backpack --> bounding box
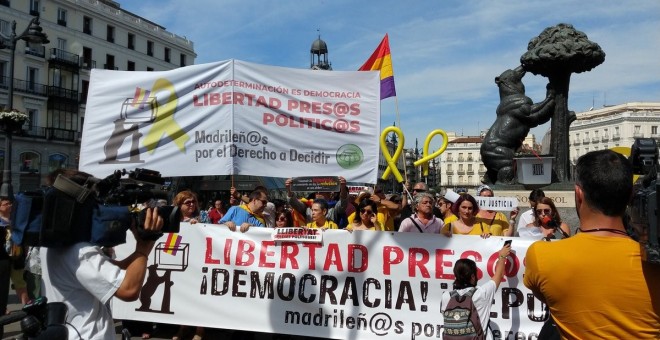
[442,287,485,340]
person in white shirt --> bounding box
[516,189,544,238]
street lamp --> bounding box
[0,15,49,199]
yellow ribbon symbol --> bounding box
[413,129,448,177]
[380,126,405,182]
[143,78,189,153]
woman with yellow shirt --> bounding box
[441,194,491,238]
[347,199,384,231]
[474,185,518,236]
[306,199,338,229]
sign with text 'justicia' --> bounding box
[79,60,380,183]
[113,227,546,339]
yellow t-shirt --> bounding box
[442,220,491,235]
[524,233,660,339]
[348,206,392,231]
[306,220,338,229]
[346,223,383,231]
[443,214,458,226]
[476,211,509,236]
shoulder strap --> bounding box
[408,216,424,233]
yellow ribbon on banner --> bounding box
[380,126,405,182]
[413,129,448,177]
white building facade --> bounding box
[0,0,195,190]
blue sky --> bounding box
[121,0,659,150]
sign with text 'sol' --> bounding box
[80,60,380,183]
[113,227,548,340]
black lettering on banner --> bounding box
[395,280,415,310]
[340,276,359,306]
[501,287,524,319]
[232,269,248,297]
[250,271,275,299]
[320,275,339,304]
[299,274,317,303]
[277,273,296,301]
[212,268,229,295]
[526,293,550,322]
[363,278,380,308]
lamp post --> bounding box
[0,15,49,199]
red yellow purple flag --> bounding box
[358,34,396,100]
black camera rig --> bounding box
[628,138,660,264]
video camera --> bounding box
[627,138,660,265]
[11,168,181,248]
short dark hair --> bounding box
[575,150,632,216]
[312,198,329,212]
[528,189,545,203]
[453,258,477,290]
[451,193,479,216]
[249,190,267,202]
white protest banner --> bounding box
[475,196,519,212]
[113,226,549,340]
[80,60,380,183]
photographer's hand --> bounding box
[115,207,163,302]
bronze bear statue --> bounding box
[480,66,555,184]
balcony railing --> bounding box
[57,19,67,27]
[457,157,465,162]
[18,125,78,142]
[601,135,609,142]
[457,170,466,175]
[81,60,97,70]
[104,64,119,70]
[48,86,79,102]
[582,138,590,144]
[591,137,599,143]
[49,48,80,67]
[0,76,47,96]
[612,133,620,140]
[573,139,581,145]
[633,132,644,138]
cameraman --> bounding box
[524,150,660,338]
[40,170,164,340]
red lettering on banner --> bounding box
[303,243,322,270]
[280,242,300,269]
[409,248,431,278]
[323,243,343,271]
[435,249,456,280]
[383,246,404,275]
[347,244,368,273]
[235,240,256,266]
[486,252,520,282]
[258,240,276,268]
[205,237,220,264]
[224,238,233,264]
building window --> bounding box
[20,152,40,173]
[128,33,135,50]
[147,67,154,72]
[0,19,9,36]
[29,0,40,16]
[81,80,89,103]
[147,40,154,56]
[106,25,115,43]
[164,47,171,63]
[48,154,68,172]
[0,60,6,87]
[57,8,67,26]
[105,54,115,70]
[83,16,92,35]
[127,60,135,71]
[652,126,658,135]
[180,53,186,67]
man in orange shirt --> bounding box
[524,150,660,339]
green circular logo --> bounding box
[336,144,364,169]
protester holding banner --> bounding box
[285,177,348,225]
[207,199,226,224]
[516,189,545,237]
[475,185,518,236]
[275,210,294,228]
[528,197,570,240]
[398,193,444,234]
[524,150,660,339]
[306,199,339,230]
[347,199,383,231]
[174,190,201,225]
[442,194,491,237]
[220,189,269,232]
[370,187,400,231]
